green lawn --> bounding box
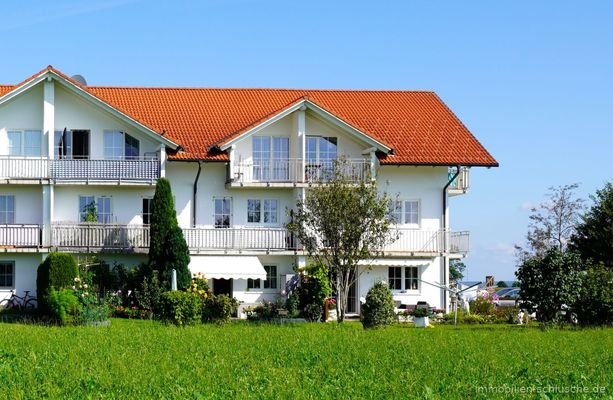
[0,320,611,399]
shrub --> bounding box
[72,276,109,324]
[158,291,201,326]
[249,301,278,322]
[46,288,80,325]
[286,292,300,317]
[412,307,430,318]
[37,253,79,307]
[304,303,323,322]
[297,263,331,312]
[575,264,613,326]
[360,282,395,329]
[470,295,495,316]
[136,272,164,317]
[202,294,238,324]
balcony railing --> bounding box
[385,229,469,254]
[10,224,469,255]
[0,157,160,183]
[183,227,296,252]
[51,224,150,251]
[230,158,370,185]
[0,224,42,247]
[448,167,470,192]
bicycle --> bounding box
[0,290,38,310]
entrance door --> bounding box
[212,278,233,297]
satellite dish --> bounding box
[71,74,87,86]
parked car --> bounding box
[495,287,517,298]
[494,288,520,307]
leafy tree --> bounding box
[449,259,466,284]
[147,178,191,290]
[496,281,508,288]
[287,160,396,322]
[574,264,613,326]
[516,184,584,259]
[511,281,520,287]
[515,249,583,322]
[570,182,613,268]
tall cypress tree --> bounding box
[148,177,191,289]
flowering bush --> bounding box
[327,298,337,310]
[72,276,109,324]
[186,273,210,302]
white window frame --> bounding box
[246,198,279,226]
[0,195,15,225]
[247,265,278,291]
[252,136,289,181]
[142,197,153,225]
[104,130,140,160]
[79,195,113,224]
[389,199,420,228]
[213,197,232,228]
[388,266,420,293]
[0,261,15,290]
[7,130,41,157]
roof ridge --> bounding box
[88,86,436,93]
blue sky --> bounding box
[2,0,612,280]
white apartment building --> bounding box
[0,67,497,313]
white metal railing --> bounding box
[448,167,470,191]
[385,229,469,254]
[51,224,150,250]
[183,227,297,251]
[0,224,41,247]
[0,157,160,182]
[51,159,160,182]
[231,158,370,184]
[0,157,49,179]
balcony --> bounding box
[183,227,297,252]
[447,167,470,196]
[385,229,469,255]
[228,158,370,187]
[0,157,160,184]
[51,224,150,252]
[0,224,42,248]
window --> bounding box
[388,266,420,291]
[389,200,420,226]
[306,136,338,180]
[0,261,14,289]
[214,198,232,228]
[142,198,153,225]
[252,136,289,181]
[0,195,15,224]
[247,199,278,225]
[79,196,113,223]
[8,130,41,156]
[247,265,277,290]
[104,131,140,160]
[388,267,402,290]
[263,265,277,289]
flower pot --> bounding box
[414,316,430,328]
[327,309,338,321]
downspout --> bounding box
[442,165,461,311]
[192,161,203,228]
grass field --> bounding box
[0,320,610,399]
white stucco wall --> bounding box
[0,85,45,156]
[0,185,43,224]
[0,253,45,299]
[53,186,155,224]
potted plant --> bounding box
[412,307,430,327]
[326,298,337,321]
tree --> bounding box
[574,264,613,326]
[287,161,397,322]
[517,184,584,259]
[147,178,191,290]
[449,260,466,284]
[570,182,613,268]
[496,281,508,288]
[515,249,583,322]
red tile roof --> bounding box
[0,68,498,166]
